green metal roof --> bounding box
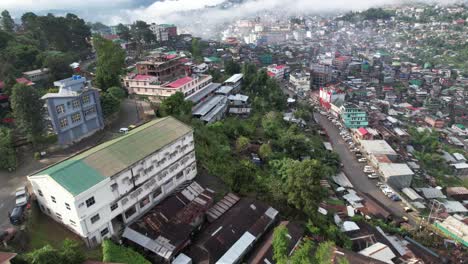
[36,117,192,196]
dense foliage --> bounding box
[0,11,91,79]
[340,8,394,22]
[102,240,150,264]
[0,127,16,170]
[93,35,126,91]
[24,239,85,264]
[159,63,338,217]
[100,86,126,117]
[10,83,45,145]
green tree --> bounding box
[107,86,126,101]
[272,225,289,264]
[93,35,125,91]
[117,23,131,42]
[314,241,335,264]
[158,92,193,121]
[259,143,273,160]
[225,60,241,75]
[4,44,41,71]
[1,10,15,32]
[100,92,121,117]
[0,29,13,49]
[26,245,62,264]
[191,38,202,62]
[0,127,16,170]
[290,239,314,264]
[42,52,73,81]
[131,20,155,44]
[285,159,329,216]
[10,83,45,144]
[235,136,250,152]
[60,239,85,264]
[2,75,16,96]
[25,239,84,264]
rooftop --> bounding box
[379,163,414,177]
[31,117,192,196]
[189,199,278,263]
[167,76,193,88]
[360,140,397,156]
[123,182,214,261]
[224,73,243,84]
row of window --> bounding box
[55,95,91,115]
[58,113,82,128]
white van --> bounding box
[119,127,129,134]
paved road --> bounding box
[0,99,141,230]
[0,152,66,229]
[314,112,418,226]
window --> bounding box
[56,213,62,220]
[110,183,118,191]
[51,196,56,203]
[46,208,51,214]
[65,203,71,210]
[100,228,109,237]
[110,203,118,211]
[175,171,184,180]
[86,197,95,207]
[70,220,76,226]
[38,189,43,197]
[90,214,100,224]
[84,107,96,117]
[82,95,90,105]
[124,206,136,219]
[71,113,81,123]
[139,196,150,208]
[56,104,65,114]
[59,118,68,128]
[72,99,80,108]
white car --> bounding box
[119,127,129,133]
[358,158,367,163]
[363,166,374,173]
[367,173,379,179]
[15,186,30,207]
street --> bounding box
[0,98,141,230]
[314,112,417,226]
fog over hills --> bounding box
[1,0,466,34]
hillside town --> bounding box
[0,2,467,264]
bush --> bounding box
[34,152,41,160]
[102,240,150,264]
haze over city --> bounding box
[0,0,467,263]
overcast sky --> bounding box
[0,0,462,25]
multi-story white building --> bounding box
[289,71,310,92]
[28,117,197,247]
[124,74,213,100]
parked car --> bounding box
[357,158,367,163]
[9,206,25,225]
[367,173,379,179]
[251,153,262,165]
[376,182,384,187]
[119,127,129,133]
[390,194,401,201]
[15,186,29,207]
[128,124,137,130]
[404,207,413,212]
[364,166,374,173]
[382,188,393,196]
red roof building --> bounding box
[167,76,193,88]
[0,77,35,90]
